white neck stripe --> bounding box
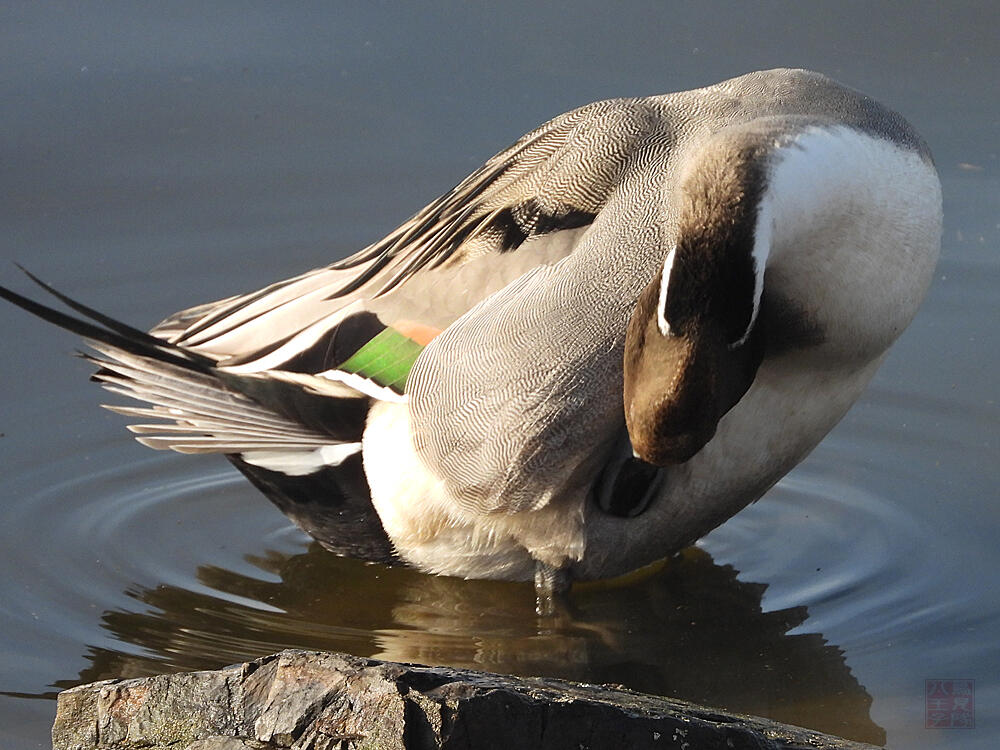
[659,125,890,347]
[730,198,772,348]
[656,246,677,336]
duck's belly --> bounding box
[363,400,588,581]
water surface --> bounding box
[2,3,997,748]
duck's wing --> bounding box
[154,97,660,365]
[2,97,662,466]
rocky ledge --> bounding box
[53,649,881,750]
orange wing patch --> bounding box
[392,320,443,346]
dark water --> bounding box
[2,3,997,748]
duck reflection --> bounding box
[57,544,884,745]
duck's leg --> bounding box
[533,561,573,616]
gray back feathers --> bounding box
[136,69,928,503]
[405,69,929,515]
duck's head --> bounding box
[624,143,769,465]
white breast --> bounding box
[363,399,587,580]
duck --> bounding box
[2,69,941,605]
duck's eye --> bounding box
[595,454,664,518]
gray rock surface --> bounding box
[52,649,882,750]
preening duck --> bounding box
[2,69,941,603]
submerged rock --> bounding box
[52,649,881,750]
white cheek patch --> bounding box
[656,246,677,336]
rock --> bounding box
[52,649,882,750]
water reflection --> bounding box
[56,544,884,745]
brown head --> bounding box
[624,137,770,465]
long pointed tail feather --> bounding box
[2,271,370,455]
[0,279,213,373]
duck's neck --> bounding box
[750,124,941,362]
[658,131,773,350]
[663,120,940,363]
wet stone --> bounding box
[52,649,883,750]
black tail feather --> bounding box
[0,270,214,373]
[3,267,370,446]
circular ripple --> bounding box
[701,382,994,652]
[2,445,297,648]
[1,373,991,750]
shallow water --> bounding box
[2,4,998,749]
